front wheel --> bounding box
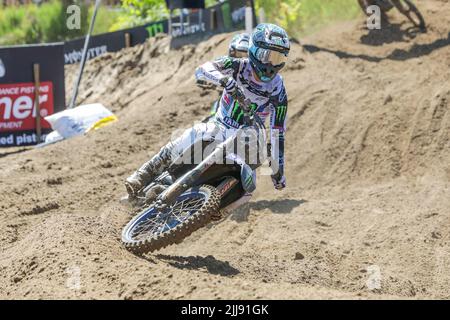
[122,185,220,255]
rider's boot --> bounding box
[125,146,172,198]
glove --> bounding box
[271,174,286,190]
[196,79,207,87]
[219,76,237,95]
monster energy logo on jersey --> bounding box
[276,105,287,122]
[231,102,258,123]
[224,57,233,68]
[231,102,244,122]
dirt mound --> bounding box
[1,0,449,299]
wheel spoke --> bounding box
[130,194,206,241]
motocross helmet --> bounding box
[249,23,290,82]
[229,33,250,58]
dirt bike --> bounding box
[358,0,426,31]
[121,86,267,255]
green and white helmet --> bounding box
[249,23,290,82]
[229,33,250,58]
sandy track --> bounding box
[0,0,449,299]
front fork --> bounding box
[154,134,237,208]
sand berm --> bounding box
[0,0,449,299]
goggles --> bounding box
[255,48,288,67]
[233,50,248,58]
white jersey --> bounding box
[195,56,287,178]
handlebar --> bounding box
[231,86,251,110]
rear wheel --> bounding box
[392,0,426,31]
[122,185,220,255]
[358,0,393,15]
[358,0,370,16]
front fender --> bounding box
[226,154,256,193]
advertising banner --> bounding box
[64,20,168,64]
[0,43,65,147]
[0,82,54,146]
[63,1,252,62]
[165,0,206,10]
[170,0,252,47]
[228,0,253,29]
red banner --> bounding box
[0,82,53,132]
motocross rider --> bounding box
[125,23,290,198]
[199,32,250,121]
[228,32,250,58]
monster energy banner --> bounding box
[64,20,168,64]
[169,0,254,49]
[63,0,252,63]
[170,0,251,38]
[165,0,205,9]
[226,0,254,30]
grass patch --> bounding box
[0,1,120,46]
[0,0,362,45]
[255,0,362,37]
[299,0,361,34]
[91,6,122,35]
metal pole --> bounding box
[245,5,253,35]
[33,63,41,143]
[169,9,173,36]
[125,32,131,47]
[68,0,102,109]
[259,7,266,24]
[180,10,184,36]
[210,9,216,30]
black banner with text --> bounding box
[64,20,169,64]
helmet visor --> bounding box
[255,48,288,67]
[234,50,248,58]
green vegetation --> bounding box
[0,0,361,46]
[110,0,361,35]
[255,0,361,37]
[0,0,119,46]
[91,5,122,34]
[109,0,169,30]
[109,0,217,30]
